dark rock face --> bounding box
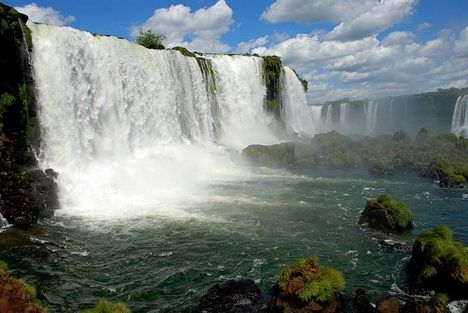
[376,296,399,313]
[358,200,413,234]
[350,289,377,313]
[0,2,59,229]
[242,142,295,168]
[400,297,448,313]
[199,279,266,313]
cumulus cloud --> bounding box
[326,0,418,41]
[236,36,269,53]
[132,0,233,53]
[262,0,418,42]
[15,3,75,26]
[252,27,468,103]
[261,0,375,24]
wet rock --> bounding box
[376,296,399,313]
[400,297,448,313]
[350,289,377,313]
[378,239,410,252]
[199,279,266,313]
[358,194,414,234]
[242,142,296,168]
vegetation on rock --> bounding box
[277,256,345,303]
[407,226,468,299]
[0,260,46,313]
[376,194,414,230]
[262,55,283,118]
[172,46,196,58]
[135,29,165,50]
[83,299,131,313]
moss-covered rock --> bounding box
[401,294,449,313]
[83,299,131,313]
[242,142,295,168]
[358,194,414,234]
[270,256,345,312]
[0,260,46,313]
[172,46,196,58]
[262,55,283,118]
[407,226,468,299]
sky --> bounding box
[6,0,468,104]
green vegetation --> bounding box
[431,293,449,308]
[377,194,414,229]
[83,299,131,313]
[0,260,45,312]
[262,56,283,118]
[196,58,217,95]
[0,92,15,131]
[415,226,468,284]
[278,256,345,303]
[172,46,196,58]
[135,29,165,50]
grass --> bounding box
[83,299,131,313]
[416,226,468,283]
[377,193,414,229]
[278,256,345,303]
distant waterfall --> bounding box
[339,102,349,133]
[365,100,378,135]
[30,24,311,216]
[451,95,468,137]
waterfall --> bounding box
[339,102,349,133]
[29,24,312,217]
[281,67,322,136]
[364,100,378,135]
[451,95,468,137]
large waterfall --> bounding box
[30,24,310,217]
[451,95,468,137]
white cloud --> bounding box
[252,27,468,104]
[132,0,233,53]
[261,0,375,24]
[326,0,418,41]
[236,36,269,53]
[15,3,75,26]
[418,22,433,31]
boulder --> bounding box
[199,279,266,313]
[358,194,414,234]
[406,226,468,300]
[242,142,295,168]
[376,296,399,313]
[400,296,448,313]
[350,288,377,313]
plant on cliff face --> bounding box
[0,92,16,132]
[262,56,283,118]
[136,29,165,50]
[278,256,345,303]
[83,299,131,313]
[377,194,414,229]
[416,226,468,283]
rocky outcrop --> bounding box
[376,296,399,313]
[242,142,295,168]
[0,261,45,313]
[199,279,266,313]
[400,296,449,313]
[407,226,468,299]
[0,2,59,229]
[358,194,414,234]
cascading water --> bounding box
[365,100,378,135]
[451,95,468,137]
[281,67,322,136]
[339,102,349,133]
[30,24,310,217]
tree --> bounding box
[135,29,165,50]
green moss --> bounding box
[172,46,196,57]
[431,293,449,307]
[196,58,217,95]
[278,256,345,303]
[262,56,283,118]
[83,299,132,313]
[0,92,16,131]
[416,226,468,283]
[0,261,8,276]
[377,194,414,229]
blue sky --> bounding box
[6,0,468,103]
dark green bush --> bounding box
[135,29,165,50]
[83,299,131,313]
[377,194,414,228]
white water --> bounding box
[451,95,468,137]
[365,100,378,135]
[30,24,310,217]
[339,102,349,133]
[282,67,322,136]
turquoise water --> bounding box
[1,169,467,312]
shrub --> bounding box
[416,226,468,283]
[135,29,165,50]
[83,299,131,313]
[278,256,345,303]
[377,193,414,229]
